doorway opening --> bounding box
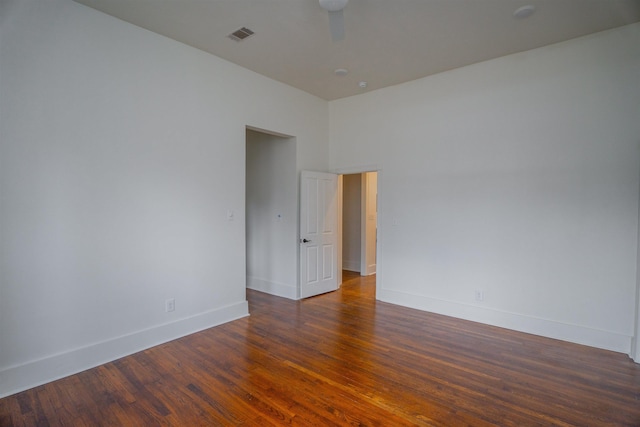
[245,127,298,300]
[340,172,378,284]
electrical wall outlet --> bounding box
[474,290,484,302]
[165,298,175,312]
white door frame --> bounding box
[360,172,377,276]
[332,165,383,291]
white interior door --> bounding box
[300,171,338,299]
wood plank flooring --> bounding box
[2,271,640,426]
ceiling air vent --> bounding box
[228,27,255,42]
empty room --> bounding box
[1,0,640,425]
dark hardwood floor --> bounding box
[2,271,640,426]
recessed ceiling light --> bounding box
[513,5,536,19]
[334,68,349,76]
[359,81,368,88]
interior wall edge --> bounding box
[633,158,640,363]
[0,301,249,399]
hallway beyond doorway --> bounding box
[340,269,376,299]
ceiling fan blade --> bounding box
[328,9,345,42]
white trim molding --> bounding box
[331,164,382,175]
[343,259,361,272]
[247,276,298,300]
[377,288,632,355]
[0,302,249,399]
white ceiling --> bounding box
[73,0,640,100]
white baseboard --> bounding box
[343,260,360,272]
[377,288,632,355]
[0,301,249,399]
[247,276,297,300]
[365,263,376,276]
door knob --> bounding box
[302,238,312,243]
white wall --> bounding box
[342,174,362,272]
[329,24,640,355]
[246,130,298,298]
[0,0,328,397]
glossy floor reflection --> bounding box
[2,271,640,426]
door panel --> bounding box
[322,245,334,279]
[307,246,318,283]
[300,171,338,299]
